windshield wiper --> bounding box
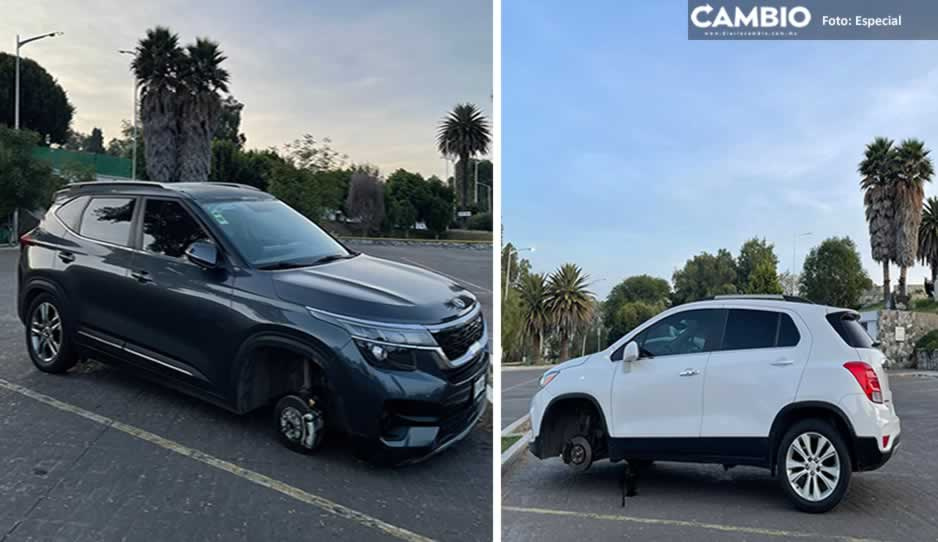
[309,253,355,265]
[257,261,313,270]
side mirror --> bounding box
[185,241,218,268]
[622,341,640,363]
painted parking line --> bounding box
[0,377,434,542]
[502,506,884,542]
[502,376,540,393]
[399,257,492,294]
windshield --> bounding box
[200,199,351,268]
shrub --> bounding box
[465,212,492,231]
[915,329,938,352]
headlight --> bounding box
[539,370,559,388]
[308,307,437,371]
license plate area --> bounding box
[473,374,486,399]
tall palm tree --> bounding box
[177,38,229,182]
[918,197,938,289]
[132,27,184,182]
[859,137,898,306]
[517,273,549,365]
[546,264,594,362]
[437,103,490,209]
[894,138,934,301]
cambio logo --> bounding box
[691,4,812,28]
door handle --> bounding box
[131,270,153,283]
[771,359,794,366]
[58,251,75,264]
[679,369,700,377]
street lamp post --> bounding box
[503,246,535,302]
[12,31,62,244]
[791,232,813,295]
[118,49,138,180]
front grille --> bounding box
[432,315,484,360]
[444,351,488,385]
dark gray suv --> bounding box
[17,181,488,464]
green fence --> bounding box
[32,147,132,179]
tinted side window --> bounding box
[54,196,89,231]
[79,198,136,246]
[722,309,779,350]
[637,309,725,357]
[142,199,210,259]
[778,314,801,347]
[827,312,874,348]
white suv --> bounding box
[528,295,900,513]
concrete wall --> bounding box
[877,310,938,368]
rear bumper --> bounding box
[855,433,900,471]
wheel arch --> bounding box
[231,327,340,415]
[538,392,610,458]
[769,401,858,473]
[19,277,69,324]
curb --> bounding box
[889,370,938,379]
[340,237,491,250]
[501,414,531,470]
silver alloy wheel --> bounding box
[279,406,304,443]
[30,302,62,364]
[786,431,840,502]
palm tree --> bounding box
[177,38,229,182]
[517,273,550,365]
[894,138,934,302]
[546,264,594,362]
[437,103,490,209]
[859,137,898,306]
[918,197,938,289]
[132,27,184,182]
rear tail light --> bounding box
[844,361,883,404]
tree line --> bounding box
[502,235,872,365]
[0,26,492,237]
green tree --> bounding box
[672,249,738,304]
[518,273,550,365]
[0,53,74,144]
[210,139,282,190]
[345,171,385,235]
[603,275,670,342]
[736,237,781,293]
[436,103,490,209]
[423,179,455,238]
[502,287,524,363]
[177,38,229,181]
[859,137,898,306]
[214,95,245,146]
[0,127,61,231]
[800,237,872,308]
[893,138,934,302]
[547,264,594,361]
[86,128,105,154]
[283,134,348,172]
[385,169,428,233]
[918,197,938,288]
[132,26,185,181]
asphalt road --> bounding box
[0,244,493,542]
[501,368,544,429]
[502,375,938,541]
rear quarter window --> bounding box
[53,196,89,231]
[826,312,874,348]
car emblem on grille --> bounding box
[451,297,467,309]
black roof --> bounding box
[54,181,269,202]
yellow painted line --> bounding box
[0,378,434,542]
[502,506,885,542]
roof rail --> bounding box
[203,182,262,191]
[65,180,166,189]
[711,294,814,304]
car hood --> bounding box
[271,254,477,325]
[548,354,593,373]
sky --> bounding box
[503,0,938,299]
[1,0,491,179]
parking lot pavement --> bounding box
[0,246,492,542]
[502,375,938,542]
[501,368,543,429]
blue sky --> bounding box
[504,0,938,299]
[2,0,491,178]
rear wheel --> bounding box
[26,293,79,374]
[274,394,325,454]
[777,419,851,513]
